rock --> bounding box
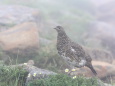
[12,60,57,84]
[84,47,113,63]
[100,35,115,58]
[90,1,115,58]
[26,68,56,83]
[0,22,39,55]
[84,21,115,58]
[26,60,35,66]
[70,61,115,83]
[0,5,41,31]
[92,61,115,79]
[113,60,115,65]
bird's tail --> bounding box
[87,64,97,75]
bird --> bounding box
[54,26,97,75]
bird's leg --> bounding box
[67,70,72,76]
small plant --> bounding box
[0,65,27,86]
[35,42,65,72]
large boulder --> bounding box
[84,1,115,57]
[0,22,39,55]
[84,21,115,58]
[0,5,41,31]
[0,5,41,62]
[84,47,113,63]
[70,61,115,83]
[99,35,115,58]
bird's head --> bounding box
[54,26,64,32]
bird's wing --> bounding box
[70,41,86,58]
[70,41,92,61]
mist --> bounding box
[0,0,115,85]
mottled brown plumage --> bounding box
[54,26,97,75]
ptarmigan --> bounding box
[54,26,97,75]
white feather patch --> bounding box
[79,60,86,66]
[71,47,75,52]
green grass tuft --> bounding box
[27,74,98,86]
[0,65,27,86]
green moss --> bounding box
[27,74,98,86]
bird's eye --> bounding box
[56,26,61,29]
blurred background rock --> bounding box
[0,0,115,83]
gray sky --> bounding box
[91,0,113,6]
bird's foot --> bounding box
[66,68,79,76]
[71,68,79,72]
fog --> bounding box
[91,0,113,6]
[0,0,115,85]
